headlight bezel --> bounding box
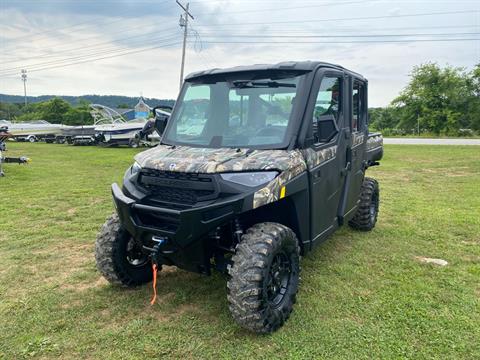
[220,171,278,188]
[130,161,142,175]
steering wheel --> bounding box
[254,126,284,137]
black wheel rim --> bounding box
[125,238,148,267]
[266,252,292,308]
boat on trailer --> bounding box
[61,125,97,145]
[2,120,70,142]
[90,104,148,147]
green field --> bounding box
[1,143,479,359]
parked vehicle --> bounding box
[2,120,70,142]
[95,61,384,333]
[62,125,96,145]
[90,104,147,147]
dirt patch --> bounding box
[60,276,109,292]
[67,208,77,216]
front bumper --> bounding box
[111,182,248,273]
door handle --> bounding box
[341,162,351,176]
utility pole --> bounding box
[21,69,27,106]
[176,0,194,91]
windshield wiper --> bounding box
[233,81,295,89]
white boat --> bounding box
[2,120,71,142]
[90,104,149,147]
[61,125,96,145]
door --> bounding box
[341,78,368,220]
[306,71,347,246]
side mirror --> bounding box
[151,105,173,117]
[154,115,169,135]
[152,107,171,135]
[315,114,339,143]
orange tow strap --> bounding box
[150,263,158,305]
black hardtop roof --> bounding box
[185,61,366,82]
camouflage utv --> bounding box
[95,61,383,333]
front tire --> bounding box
[95,214,153,286]
[348,177,379,231]
[227,222,300,333]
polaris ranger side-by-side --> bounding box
[95,61,383,333]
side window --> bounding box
[313,76,342,125]
[312,76,342,144]
[353,81,365,132]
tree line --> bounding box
[0,98,94,125]
[369,63,480,136]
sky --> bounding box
[0,0,479,107]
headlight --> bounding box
[220,171,278,187]
[131,161,142,175]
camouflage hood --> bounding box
[134,144,307,174]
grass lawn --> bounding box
[1,143,479,359]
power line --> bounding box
[198,38,480,44]
[2,0,175,43]
[0,41,182,78]
[193,10,480,27]
[1,28,181,67]
[1,25,180,64]
[191,32,480,39]
[193,0,374,15]
[0,33,182,73]
[194,24,479,35]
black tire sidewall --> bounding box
[228,223,301,333]
[263,234,300,314]
[112,227,152,285]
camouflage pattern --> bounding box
[135,145,308,209]
[252,151,307,208]
[300,146,337,170]
[366,134,383,151]
[352,132,365,148]
[135,145,304,174]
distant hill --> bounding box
[0,94,175,109]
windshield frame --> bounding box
[161,70,312,150]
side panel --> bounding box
[340,77,368,221]
[302,69,348,249]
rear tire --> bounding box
[227,222,300,333]
[95,213,153,286]
[348,177,379,231]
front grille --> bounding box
[148,187,213,205]
[138,169,217,206]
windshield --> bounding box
[162,75,304,149]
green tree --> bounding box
[41,97,71,123]
[466,64,480,131]
[391,63,472,135]
[63,99,93,125]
